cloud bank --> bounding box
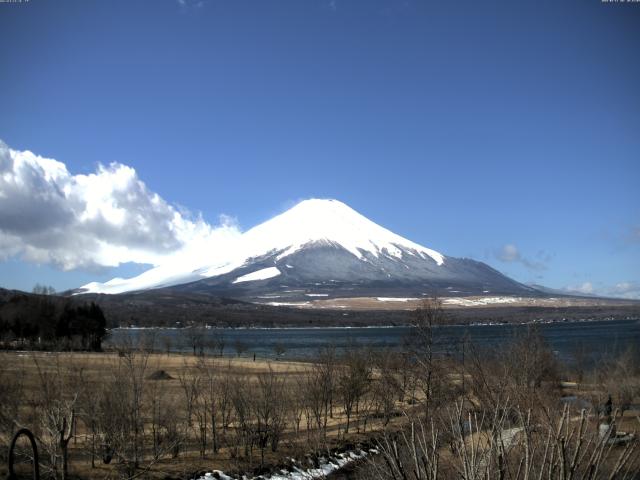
[0,140,239,271]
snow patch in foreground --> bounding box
[232,267,281,284]
[194,448,373,480]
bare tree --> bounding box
[96,346,150,478]
[193,382,209,458]
[273,342,287,359]
[234,339,248,357]
[304,347,336,446]
[230,377,254,466]
[289,372,307,437]
[600,345,640,418]
[410,297,447,418]
[252,366,287,468]
[148,371,183,461]
[317,346,337,419]
[178,363,200,430]
[465,326,560,415]
[33,354,81,480]
[217,361,234,439]
[372,350,400,427]
[161,336,172,356]
[0,356,24,441]
[78,376,101,468]
[337,349,371,434]
[197,357,221,455]
[32,284,56,295]
[212,331,226,357]
[184,327,205,356]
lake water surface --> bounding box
[106,318,640,364]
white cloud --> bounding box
[177,0,206,9]
[562,280,640,299]
[608,281,640,300]
[497,243,519,262]
[0,140,240,271]
[565,282,594,295]
[496,243,548,271]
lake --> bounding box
[105,318,640,365]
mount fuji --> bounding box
[79,199,537,302]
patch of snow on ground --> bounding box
[232,267,281,284]
[376,297,420,302]
[193,448,371,480]
[200,472,233,480]
[443,296,521,306]
[266,301,311,307]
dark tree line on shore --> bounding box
[0,292,107,351]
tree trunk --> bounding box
[61,439,69,480]
[211,412,218,454]
[91,430,95,468]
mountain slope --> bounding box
[173,243,536,301]
[79,199,536,300]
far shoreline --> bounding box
[109,315,640,331]
[107,309,640,330]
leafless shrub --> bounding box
[465,327,560,418]
[599,346,640,418]
[369,400,639,480]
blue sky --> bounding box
[0,0,638,297]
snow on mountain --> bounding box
[79,199,445,294]
[232,267,281,284]
[232,198,444,267]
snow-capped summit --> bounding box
[233,199,444,266]
[79,198,533,299]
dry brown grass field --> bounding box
[0,350,425,480]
